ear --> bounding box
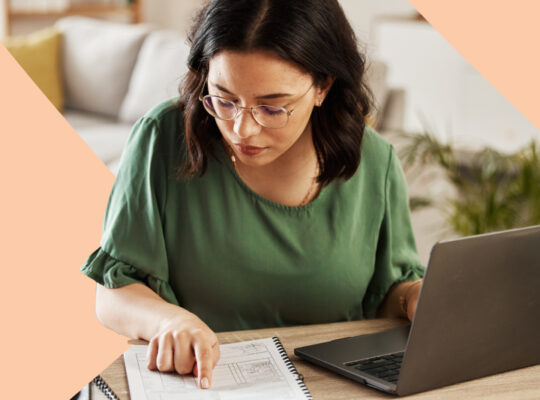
[315,76,335,106]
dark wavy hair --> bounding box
[177,0,373,186]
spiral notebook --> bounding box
[89,376,119,400]
[123,336,312,399]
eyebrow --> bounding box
[210,81,293,100]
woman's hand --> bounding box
[377,279,423,321]
[405,281,422,321]
[95,283,220,388]
[146,312,220,389]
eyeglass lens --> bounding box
[202,96,289,128]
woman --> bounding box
[82,0,424,390]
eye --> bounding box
[217,98,235,108]
[257,105,284,116]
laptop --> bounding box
[295,225,540,396]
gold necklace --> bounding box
[224,143,319,206]
[299,172,319,206]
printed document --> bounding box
[124,337,311,399]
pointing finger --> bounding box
[194,343,215,389]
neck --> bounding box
[227,128,320,206]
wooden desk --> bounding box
[99,318,540,399]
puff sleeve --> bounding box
[80,116,179,306]
[362,146,425,318]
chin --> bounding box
[236,153,275,168]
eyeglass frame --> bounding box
[198,80,315,129]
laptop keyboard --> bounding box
[344,352,404,384]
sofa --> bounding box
[52,16,190,174]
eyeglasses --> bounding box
[199,82,313,129]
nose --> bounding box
[233,108,262,139]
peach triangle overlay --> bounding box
[409,0,540,132]
[0,44,130,398]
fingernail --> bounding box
[200,377,209,389]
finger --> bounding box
[194,342,215,389]
[173,332,196,375]
[212,341,221,368]
[192,362,198,378]
[146,337,159,370]
[156,333,175,371]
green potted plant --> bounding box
[400,131,540,236]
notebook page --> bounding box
[124,337,311,399]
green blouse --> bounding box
[81,98,425,332]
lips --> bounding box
[234,143,267,156]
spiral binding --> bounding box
[93,375,120,400]
[272,336,313,399]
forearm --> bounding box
[377,279,422,319]
[95,282,194,341]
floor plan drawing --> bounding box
[124,337,311,400]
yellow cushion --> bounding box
[3,27,64,111]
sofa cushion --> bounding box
[54,16,152,118]
[119,30,190,123]
[3,27,64,111]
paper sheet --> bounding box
[123,337,311,400]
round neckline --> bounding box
[216,140,331,212]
